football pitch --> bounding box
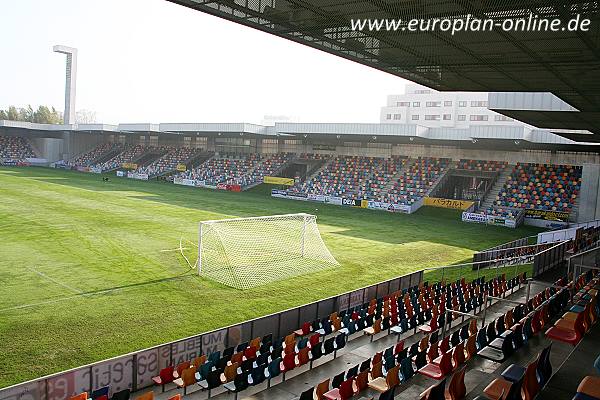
[0,167,541,387]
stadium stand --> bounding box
[385,157,450,205]
[134,146,200,177]
[69,143,121,168]
[94,144,149,171]
[0,135,35,161]
[494,163,583,213]
[176,153,291,188]
[291,155,406,200]
[456,159,507,172]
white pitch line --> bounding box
[160,247,189,252]
[25,266,84,294]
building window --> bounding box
[470,115,489,121]
[396,101,410,107]
[386,114,392,120]
[494,115,512,121]
[425,115,440,121]
[443,114,452,120]
[393,114,401,120]
[471,101,488,107]
[412,102,420,107]
[415,89,432,94]
[444,101,453,107]
[458,115,466,121]
[412,115,420,120]
[426,101,441,107]
[458,101,467,107]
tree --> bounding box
[7,106,19,121]
[0,105,66,124]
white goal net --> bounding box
[198,213,339,289]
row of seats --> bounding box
[134,147,200,177]
[495,163,582,213]
[546,271,598,346]
[294,156,406,200]
[177,153,291,187]
[0,135,35,161]
[385,157,450,205]
[93,144,149,171]
[456,159,507,172]
[421,274,571,400]
[298,274,525,400]
[247,153,293,184]
[69,143,120,167]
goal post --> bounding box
[198,213,339,289]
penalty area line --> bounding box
[25,266,84,295]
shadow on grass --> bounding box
[1,167,543,252]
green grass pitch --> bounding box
[0,167,541,387]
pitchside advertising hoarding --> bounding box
[525,209,569,222]
[126,172,148,181]
[270,190,413,213]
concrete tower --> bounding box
[53,45,77,124]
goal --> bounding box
[198,213,339,289]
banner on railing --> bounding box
[121,163,138,170]
[176,164,187,172]
[263,176,295,186]
[424,197,474,210]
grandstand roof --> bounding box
[3,119,600,151]
[165,0,600,141]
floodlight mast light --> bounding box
[53,45,78,124]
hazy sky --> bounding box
[0,0,408,125]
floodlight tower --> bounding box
[53,45,78,124]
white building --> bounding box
[380,84,525,128]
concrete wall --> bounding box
[30,137,64,163]
[578,164,600,222]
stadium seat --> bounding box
[110,390,130,400]
[152,366,175,391]
[368,364,400,393]
[90,387,109,400]
[70,393,88,400]
[419,350,452,380]
[174,366,197,395]
[299,387,315,400]
[420,378,447,400]
[577,377,600,400]
[133,392,153,400]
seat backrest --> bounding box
[111,389,130,400]
[502,332,515,356]
[452,342,465,368]
[356,370,369,391]
[175,361,190,377]
[447,366,466,400]
[379,387,396,400]
[315,378,331,400]
[465,335,477,360]
[299,387,314,400]
[182,366,197,387]
[70,393,88,400]
[134,392,152,400]
[386,365,400,388]
[426,378,447,400]
[167,395,180,400]
[522,360,540,400]
[206,369,220,389]
[439,351,453,376]
[224,363,238,382]
[339,379,355,399]
[371,361,383,379]
[332,372,345,389]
